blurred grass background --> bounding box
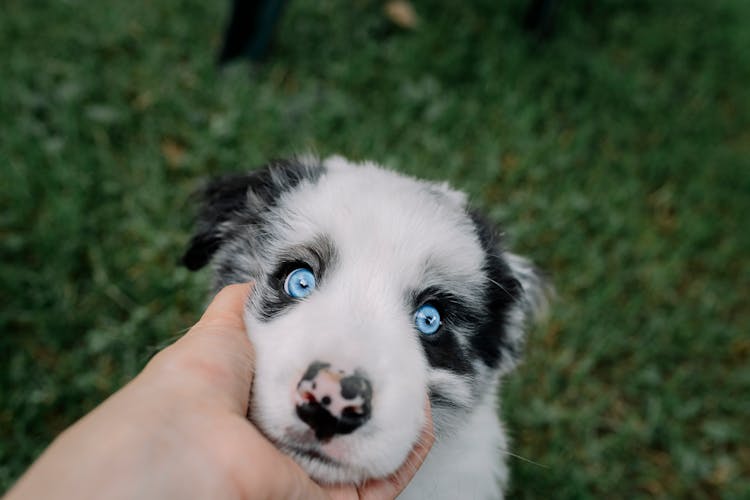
[1,0,749,497]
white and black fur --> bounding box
[182,156,547,499]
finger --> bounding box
[145,283,255,414]
[322,484,358,500]
[174,282,254,356]
[192,282,254,333]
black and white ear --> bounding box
[181,158,325,271]
[498,251,551,373]
[503,252,551,324]
[469,209,551,372]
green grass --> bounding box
[1,0,749,497]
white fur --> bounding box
[400,389,508,500]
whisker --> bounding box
[488,278,516,299]
[503,451,549,468]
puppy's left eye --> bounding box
[284,267,317,298]
[415,304,442,335]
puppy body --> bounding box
[183,156,546,498]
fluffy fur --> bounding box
[183,156,547,499]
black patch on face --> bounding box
[412,287,476,375]
[256,234,339,322]
[468,210,523,369]
[181,158,325,271]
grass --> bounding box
[1,0,749,497]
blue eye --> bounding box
[415,304,441,335]
[284,268,316,298]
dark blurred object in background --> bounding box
[219,0,288,64]
[524,0,560,38]
[219,0,560,64]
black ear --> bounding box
[181,158,325,271]
[181,172,255,271]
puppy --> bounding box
[182,156,547,499]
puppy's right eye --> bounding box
[414,304,442,335]
[284,268,316,298]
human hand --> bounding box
[5,283,434,500]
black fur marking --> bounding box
[182,172,255,271]
[243,158,325,209]
[412,286,476,375]
[256,290,297,323]
[418,331,473,374]
[182,159,325,271]
[414,286,477,329]
[468,210,523,369]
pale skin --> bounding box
[5,283,434,500]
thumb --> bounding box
[147,283,255,414]
[193,282,254,333]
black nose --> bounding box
[295,361,372,441]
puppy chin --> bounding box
[259,413,421,484]
[273,437,376,484]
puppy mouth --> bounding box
[279,442,343,468]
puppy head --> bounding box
[183,156,547,483]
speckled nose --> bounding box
[294,361,373,441]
